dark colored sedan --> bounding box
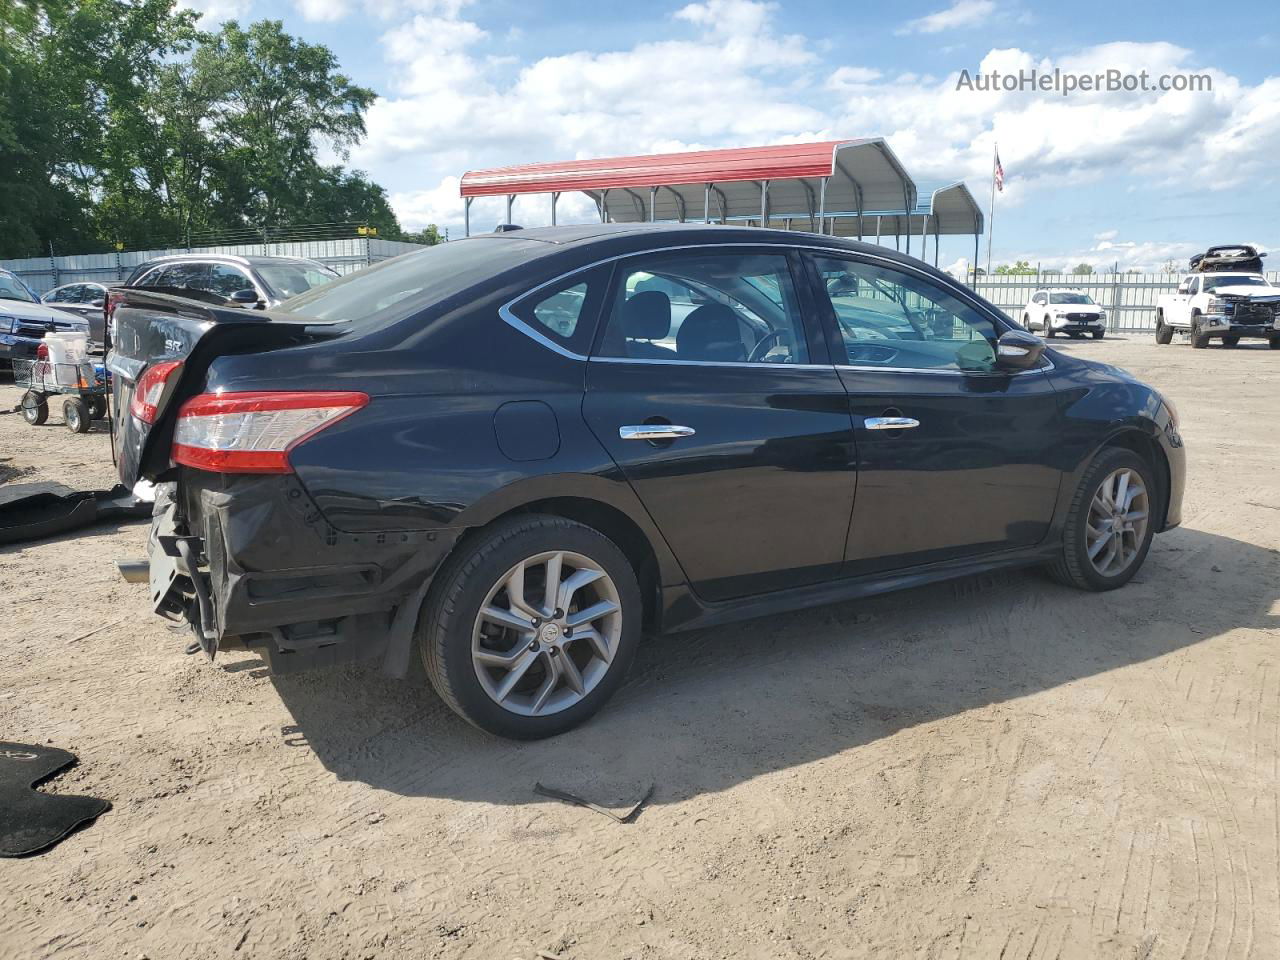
[108,224,1185,739]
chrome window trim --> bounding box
[499,241,1021,367]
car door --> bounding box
[1169,276,1196,325]
[581,247,858,601]
[805,252,1064,576]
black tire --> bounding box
[1154,317,1173,344]
[1023,313,1032,330]
[1222,336,1239,348]
[418,514,642,739]
[1091,330,1105,340]
[1044,322,1056,339]
[1190,315,1210,349]
[20,390,48,425]
[1270,338,1280,350]
[1045,448,1157,592]
[64,397,91,433]
[86,395,107,420]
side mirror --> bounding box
[90,298,105,308]
[995,328,1046,371]
[229,288,260,305]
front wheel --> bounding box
[1222,336,1240,348]
[1091,330,1105,340]
[1046,448,1156,591]
[419,515,642,739]
[64,397,91,433]
[1190,316,1210,349]
[1270,338,1280,350]
[1154,318,1173,344]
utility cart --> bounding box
[13,357,109,433]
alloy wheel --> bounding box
[1085,468,1149,576]
[471,550,622,717]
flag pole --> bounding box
[985,142,997,277]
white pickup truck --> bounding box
[1155,271,1280,349]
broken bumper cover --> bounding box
[146,476,461,675]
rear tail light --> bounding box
[172,391,369,474]
[129,361,184,424]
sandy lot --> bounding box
[1,337,1278,960]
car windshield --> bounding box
[1050,292,1094,304]
[257,262,341,300]
[1203,275,1269,292]
[0,272,38,304]
[275,238,548,324]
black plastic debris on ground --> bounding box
[0,742,110,857]
[0,482,150,546]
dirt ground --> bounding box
[1,337,1278,960]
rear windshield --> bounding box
[257,262,340,300]
[1050,292,1094,304]
[274,238,547,324]
[0,272,38,303]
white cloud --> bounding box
[295,0,470,22]
[181,0,252,22]
[898,0,995,35]
[348,0,1280,248]
[295,0,347,22]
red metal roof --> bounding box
[460,140,869,197]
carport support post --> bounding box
[505,194,514,225]
[760,180,769,229]
[599,189,609,223]
[551,192,559,226]
[920,215,928,263]
[649,186,657,222]
[463,196,472,238]
[875,216,881,245]
[703,183,712,223]
[817,178,827,235]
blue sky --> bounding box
[187,0,1280,272]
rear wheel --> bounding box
[1190,315,1210,349]
[1046,448,1155,592]
[64,397,90,433]
[1270,338,1280,350]
[86,395,107,420]
[1154,316,1173,344]
[1222,335,1240,348]
[1091,330,1105,340]
[20,390,48,426]
[419,515,642,739]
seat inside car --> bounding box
[676,303,747,362]
[621,290,675,359]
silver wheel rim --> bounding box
[471,550,622,717]
[1086,468,1149,576]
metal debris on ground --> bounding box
[533,781,654,824]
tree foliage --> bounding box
[0,2,419,258]
[1071,263,1094,275]
[994,260,1036,275]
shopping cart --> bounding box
[13,357,109,433]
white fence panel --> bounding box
[1,236,431,295]
[973,272,1280,333]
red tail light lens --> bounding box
[172,391,369,474]
[129,361,184,424]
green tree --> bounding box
[994,260,1036,275]
[191,19,376,230]
[1071,263,1094,275]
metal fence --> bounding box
[972,272,1280,334]
[1,237,429,296]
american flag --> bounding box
[994,149,1004,192]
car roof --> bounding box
[133,253,324,269]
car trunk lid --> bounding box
[107,289,346,486]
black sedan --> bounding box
[107,224,1185,739]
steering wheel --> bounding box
[747,330,784,363]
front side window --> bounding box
[47,286,75,303]
[257,262,339,300]
[814,256,999,372]
[155,263,207,289]
[203,264,256,298]
[598,251,809,364]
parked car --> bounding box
[109,224,1185,739]
[41,281,114,348]
[0,269,92,370]
[1021,289,1106,339]
[106,254,341,345]
[1155,270,1280,349]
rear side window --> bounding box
[506,267,610,356]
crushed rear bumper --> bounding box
[144,475,461,675]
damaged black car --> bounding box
[110,224,1185,739]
